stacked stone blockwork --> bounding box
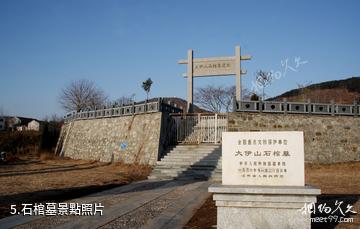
[228,112,360,163]
[57,111,360,165]
[58,112,173,165]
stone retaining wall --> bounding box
[228,112,360,163]
[60,112,163,165]
[58,111,360,165]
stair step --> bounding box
[148,175,173,180]
[169,150,221,154]
[175,145,221,148]
[155,165,189,169]
[164,152,220,157]
[160,158,220,162]
[161,159,221,163]
[163,156,220,160]
[166,152,220,156]
[165,152,221,156]
[170,147,221,151]
[149,144,223,181]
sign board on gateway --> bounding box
[222,131,304,186]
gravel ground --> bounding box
[99,182,194,229]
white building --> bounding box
[7,117,21,131]
[27,120,40,131]
[16,125,27,131]
[0,116,41,131]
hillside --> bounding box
[269,77,360,104]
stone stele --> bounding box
[222,131,304,186]
[209,131,321,229]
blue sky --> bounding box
[0,0,359,119]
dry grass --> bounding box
[38,151,63,161]
[306,162,360,194]
[305,162,360,229]
[0,154,152,218]
[0,158,152,196]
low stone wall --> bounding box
[60,112,163,165]
[58,110,360,165]
[228,112,360,163]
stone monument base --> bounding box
[208,184,321,229]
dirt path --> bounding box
[0,180,211,229]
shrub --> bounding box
[0,131,40,154]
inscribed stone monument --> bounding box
[222,131,304,186]
[209,131,321,229]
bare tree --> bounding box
[195,85,250,113]
[50,114,63,123]
[250,93,260,101]
[0,106,4,116]
[296,81,313,102]
[142,78,153,100]
[112,94,136,106]
[255,70,272,100]
[58,79,107,112]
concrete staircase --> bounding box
[148,144,222,181]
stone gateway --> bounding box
[178,46,251,112]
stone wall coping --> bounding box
[208,184,321,196]
[64,98,182,122]
[235,100,359,116]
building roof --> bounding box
[0,116,40,126]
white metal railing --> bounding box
[235,100,359,116]
[63,98,183,122]
[172,113,227,144]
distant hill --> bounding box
[269,77,360,104]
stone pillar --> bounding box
[187,49,194,113]
[354,100,358,117]
[209,184,321,229]
[232,96,237,112]
[235,46,241,101]
[283,98,288,114]
[331,100,335,116]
